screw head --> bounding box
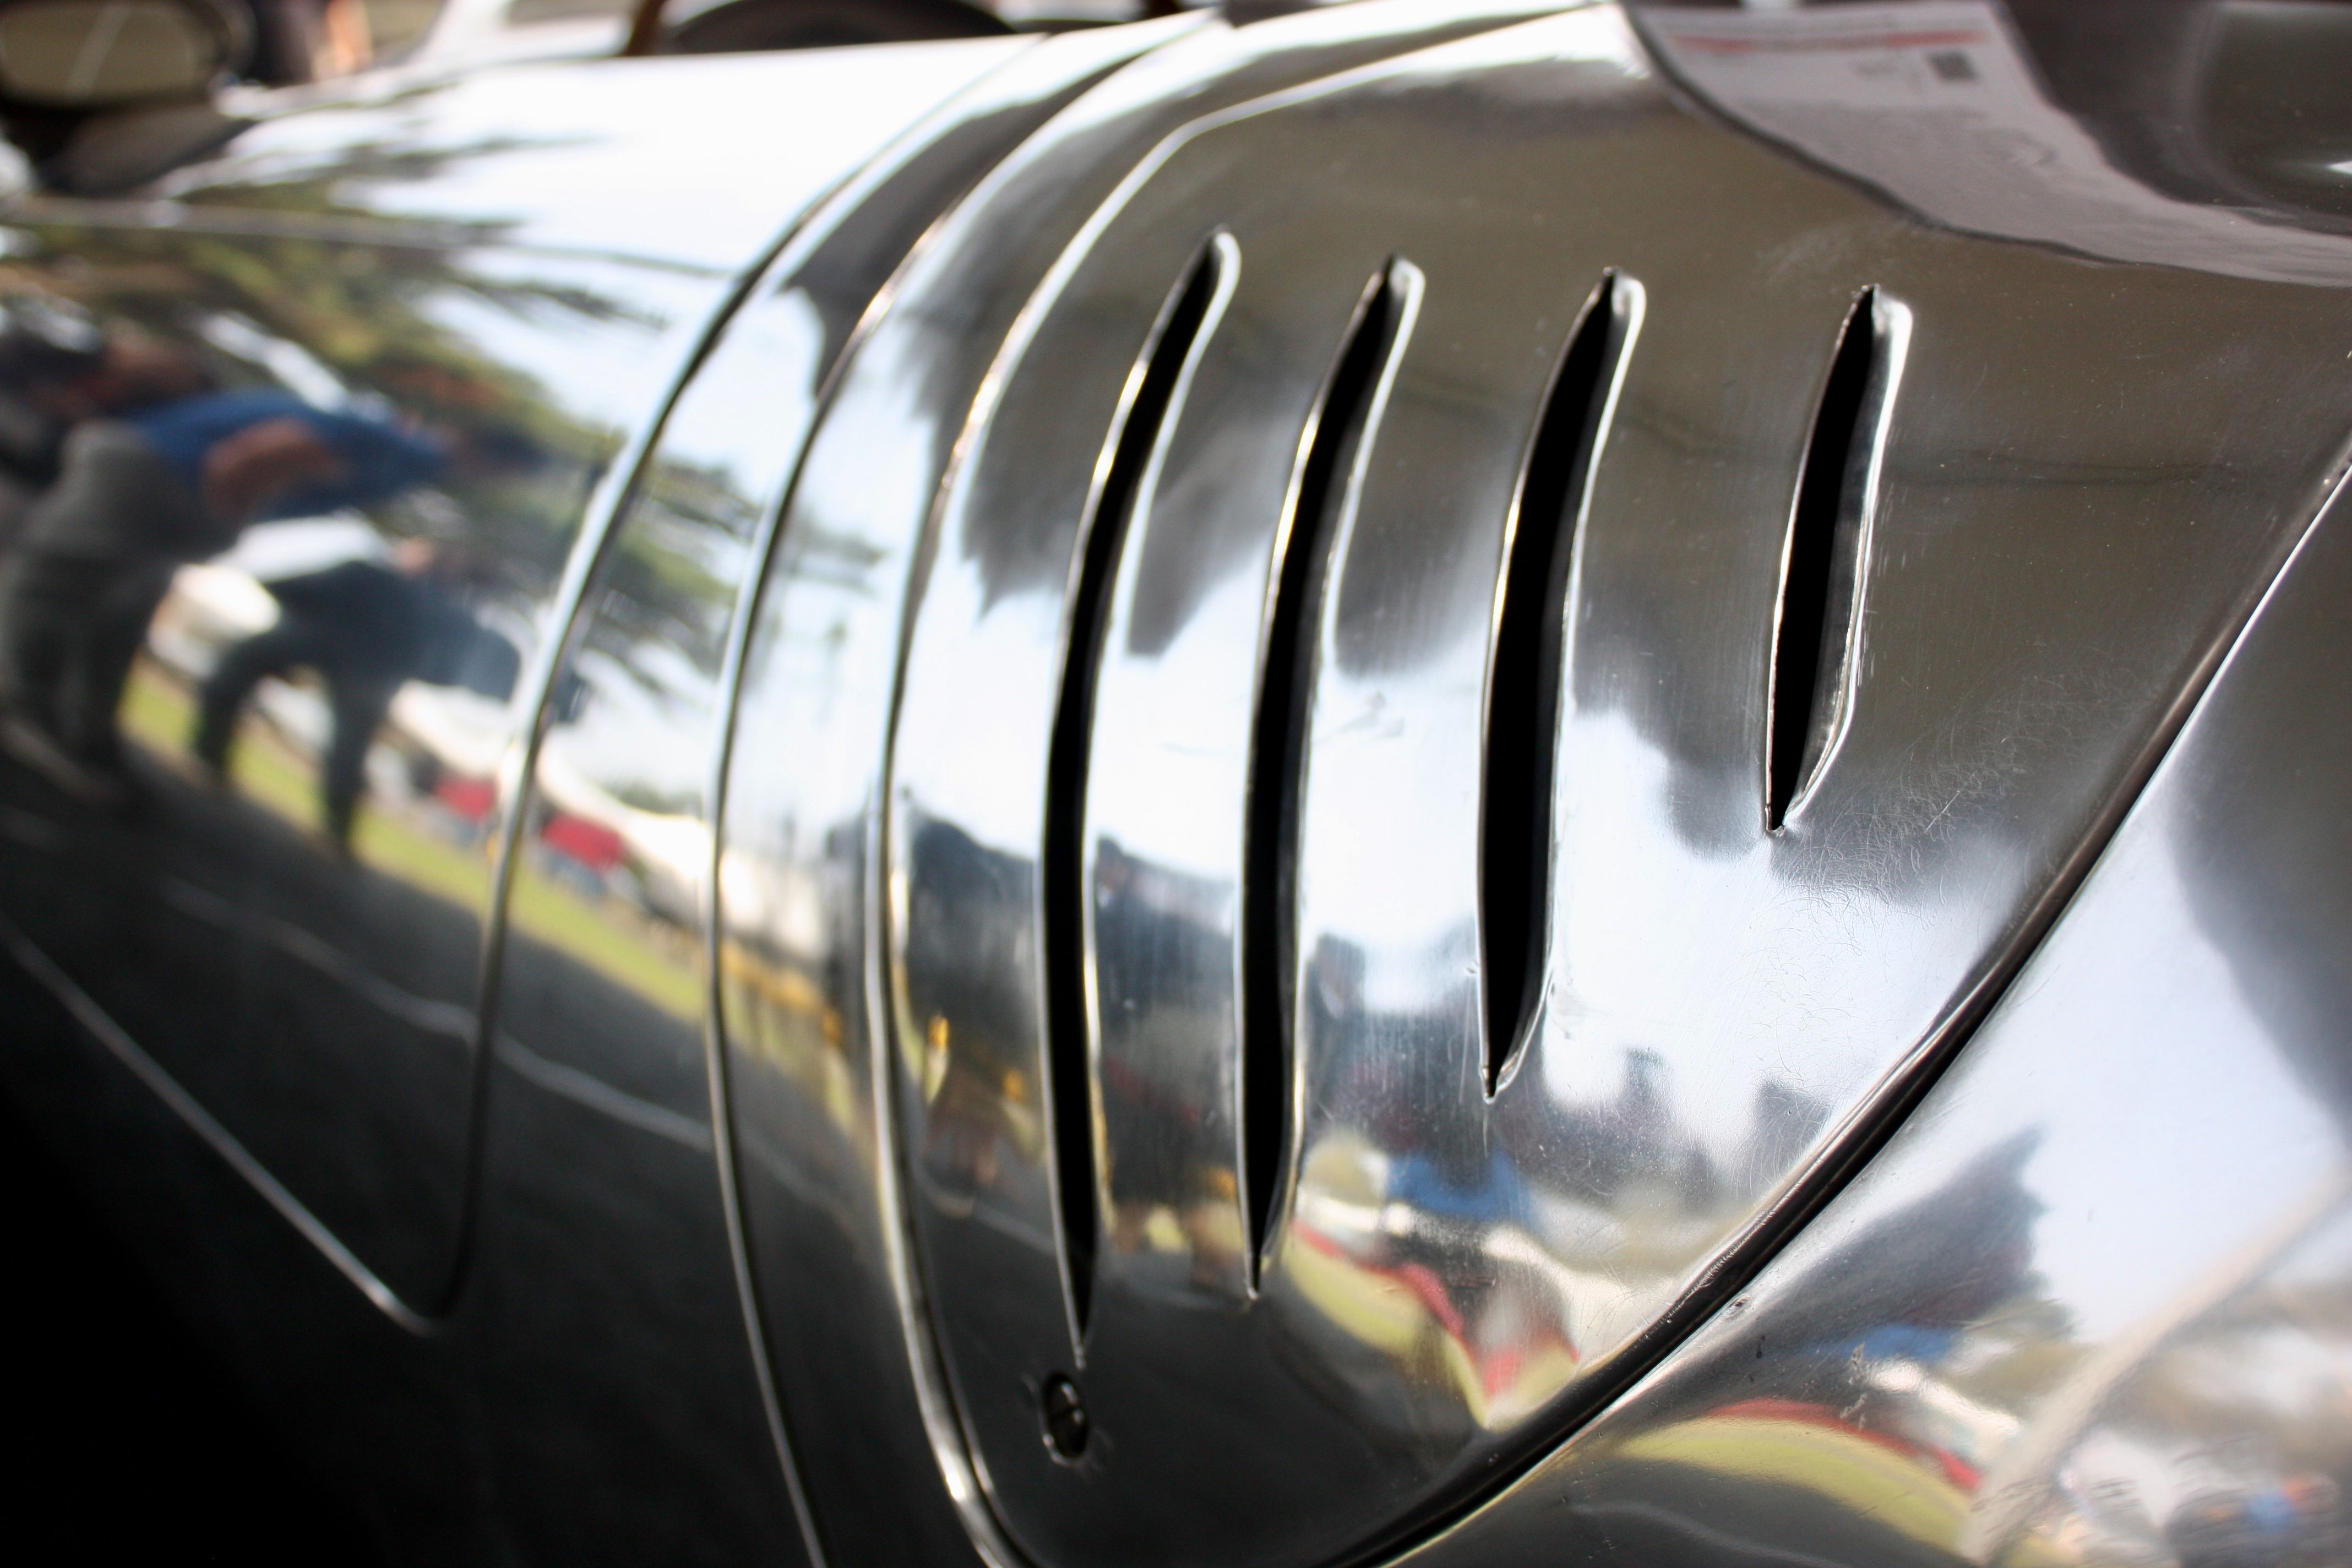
[1041,1373,1090,1461]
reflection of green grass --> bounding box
[123,661,487,913]
[508,864,703,1022]
[125,660,700,1020]
[354,811,493,915]
[124,661,319,831]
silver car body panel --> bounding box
[1402,449,2352,1568]
[765,3,2352,1563]
[0,3,2348,1565]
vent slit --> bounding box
[1479,273,1637,1095]
[1767,287,1908,832]
[1045,236,1230,1342]
[1243,260,1415,1278]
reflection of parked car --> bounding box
[4,2,2352,1565]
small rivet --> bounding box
[1041,1373,1090,1461]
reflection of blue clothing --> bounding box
[125,390,446,520]
[2243,1491,2300,1535]
[263,561,519,698]
[1805,1322,1959,1366]
[1391,1148,1537,1229]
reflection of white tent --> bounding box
[716,841,826,962]
[150,561,279,679]
[152,515,389,682]
[531,740,711,924]
[386,682,511,780]
[210,513,389,579]
[527,740,839,952]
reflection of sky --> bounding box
[537,287,834,807]
[1087,567,1262,884]
[1763,767,2351,1352]
[1298,638,1953,1153]
[417,253,711,431]
[184,41,1033,271]
[1985,796,2343,1341]
[1537,709,1941,1148]
[892,545,1059,858]
[1299,635,1484,976]
[734,340,938,843]
[557,640,714,804]
[544,285,829,788]
[653,287,826,494]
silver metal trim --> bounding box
[0,910,437,1336]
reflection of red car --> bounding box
[539,809,624,873]
[431,773,494,823]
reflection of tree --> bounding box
[1785,1132,2049,1358]
[1626,1132,2060,1438]
[10,132,657,595]
[579,453,753,689]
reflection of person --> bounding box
[195,539,520,848]
[0,307,209,538]
[247,0,375,84]
[0,388,453,805]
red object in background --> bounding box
[541,812,626,873]
[434,775,497,822]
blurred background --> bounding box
[0,2,1191,1557]
[0,0,1204,173]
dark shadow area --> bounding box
[0,986,380,1564]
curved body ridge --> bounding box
[2,4,2349,1564]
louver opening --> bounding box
[1242,259,1419,1276]
[1044,235,1233,1338]
[1766,287,1911,831]
[1478,273,1640,1095]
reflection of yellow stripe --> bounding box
[1618,1417,1969,1551]
[718,943,866,1145]
[721,942,827,1017]
[1283,1236,1581,1430]
[1288,1235,1428,1357]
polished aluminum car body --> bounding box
[1,2,2349,1564]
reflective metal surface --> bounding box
[482,21,1190,1564]
[1401,443,2352,1568]
[712,6,1577,1566]
[1634,0,2352,285]
[0,42,1021,1314]
[856,5,2352,1565]
[2,3,2350,1565]
[465,214,820,1568]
